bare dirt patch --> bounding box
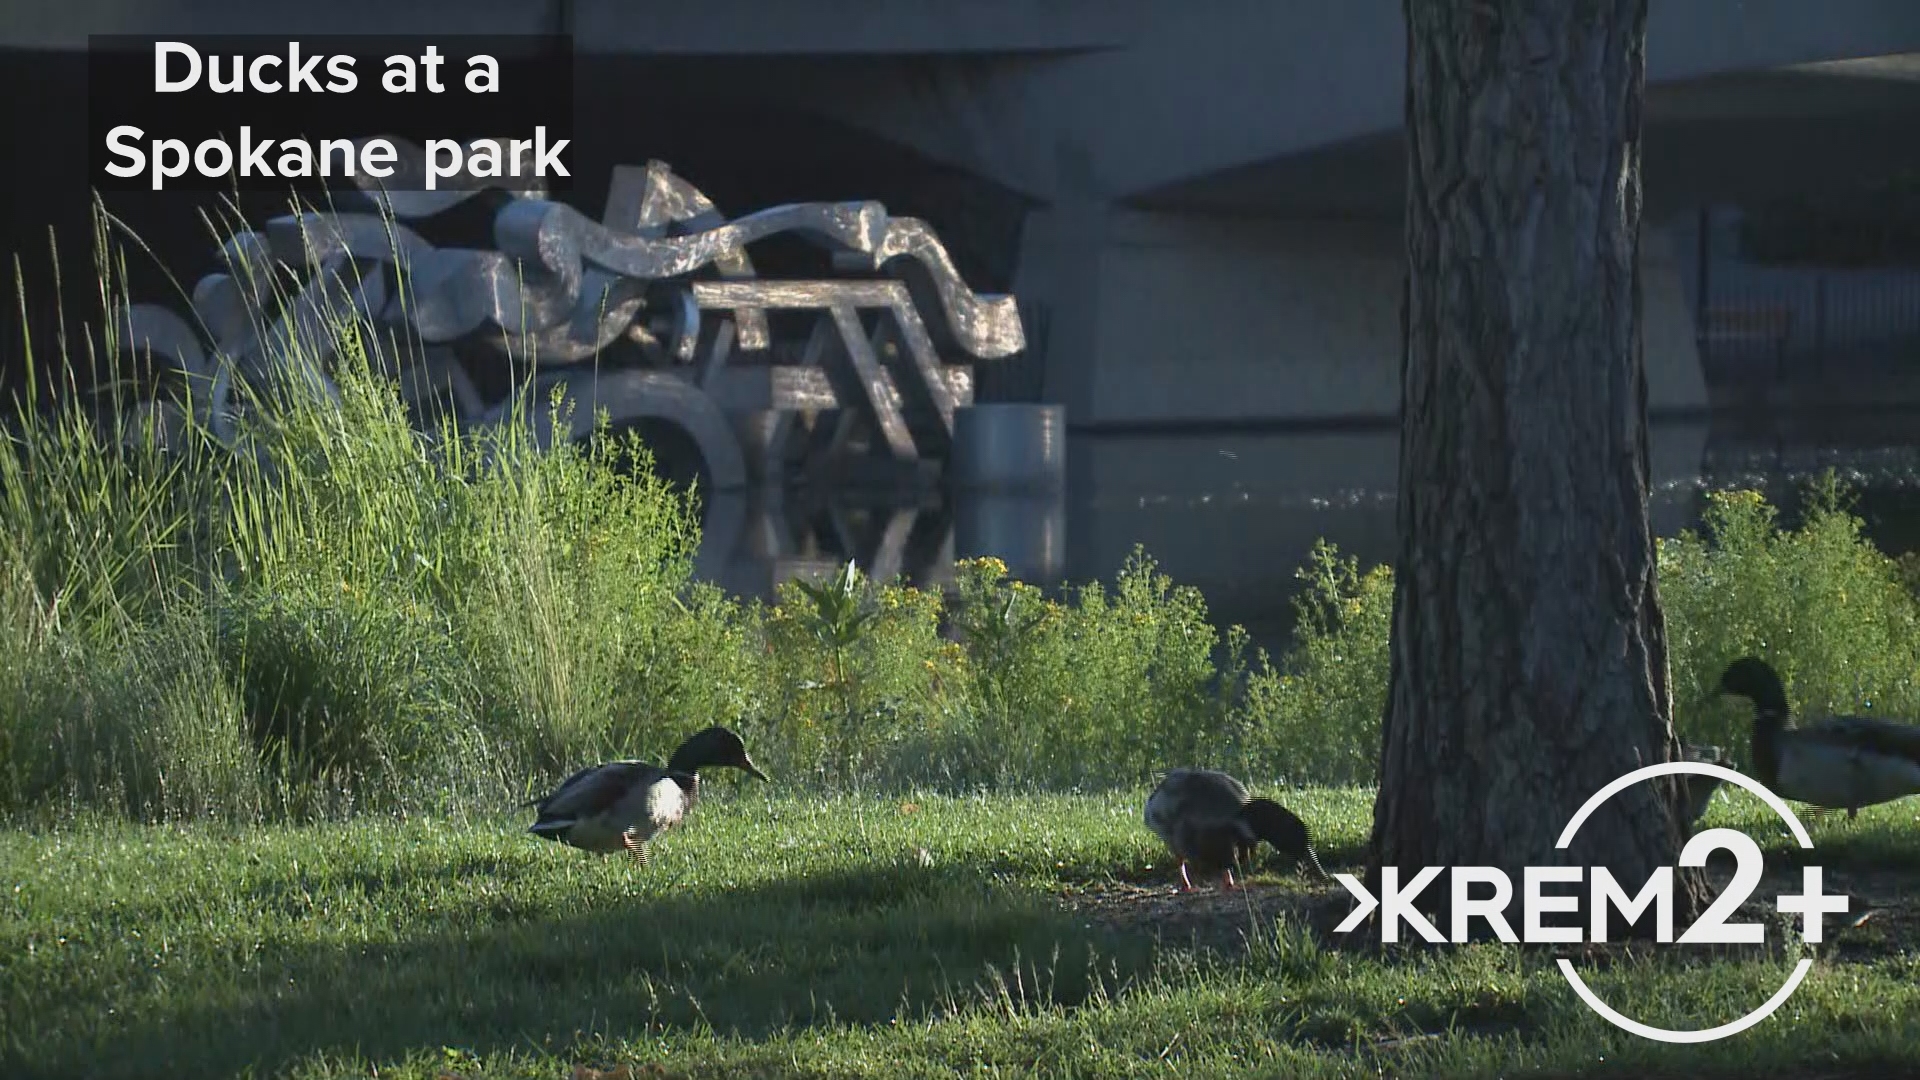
[1056,874,1340,951]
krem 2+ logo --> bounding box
[1331,761,1850,1044]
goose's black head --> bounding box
[667,726,769,781]
[1716,657,1789,715]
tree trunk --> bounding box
[1371,0,1708,937]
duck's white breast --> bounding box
[644,779,689,832]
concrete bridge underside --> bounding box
[8,1,1920,428]
[770,2,1920,427]
[1008,62,1920,428]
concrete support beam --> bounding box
[1017,207,1708,429]
[3,0,1140,52]
[790,3,1920,203]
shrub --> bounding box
[1234,541,1393,786]
[1660,477,1920,755]
[1898,551,1920,602]
[1227,474,1920,785]
[923,549,1240,791]
[757,561,957,789]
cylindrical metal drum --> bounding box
[953,491,1067,587]
[948,404,1066,493]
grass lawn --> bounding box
[6,787,1920,1079]
[9,209,1920,1079]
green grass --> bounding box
[8,201,1920,1077]
[5,789,1920,1079]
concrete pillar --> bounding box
[1013,141,1111,426]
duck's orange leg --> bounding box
[1178,862,1197,892]
[622,832,651,866]
[1219,868,1238,891]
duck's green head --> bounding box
[669,725,770,781]
[1716,657,1788,712]
[1242,798,1325,877]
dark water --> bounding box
[692,413,1920,659]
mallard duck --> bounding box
[526,726,768,862]
[1144,768,1326,892]
[1716,657,1920,820]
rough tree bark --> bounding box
[1370,0,1708,936]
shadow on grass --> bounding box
[13,859,1164,1080]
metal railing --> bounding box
[1697,268,1920,377]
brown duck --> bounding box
[1145,768,1326,892]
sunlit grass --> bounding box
[4,790,1918,1079]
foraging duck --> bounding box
[1716,657,1920,820]
[526,726,768,862]
[1145,768,1327,892]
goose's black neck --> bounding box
[1748,704,1789,787]
[1720,659,1794,789]
[665,745,705,775]
[666,727,731,774]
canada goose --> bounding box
[527,726,768,862]
[1145,768,1326,892]
[1716,657,1920,820]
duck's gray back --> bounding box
[1145,768,1252,841]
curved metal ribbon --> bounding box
[344,135,549,219]
[867,217,1027,360]
[140,157,1021,482]
[479,368,749,491]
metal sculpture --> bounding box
[114,136,1026,493]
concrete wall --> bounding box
[793,0,1920,203]
[1643,228,1712,411]
[1018,207,1709,428]
[1083,215,1402,425]
[3,0,1138,52]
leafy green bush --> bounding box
[930,549,1239,790]
[1234,541,1394,786]
[747,548,1239,792]
[758,561,956,788]
[1898,551,1920,602]
[1660,478,1920,754]
[1226,474,1920,786]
